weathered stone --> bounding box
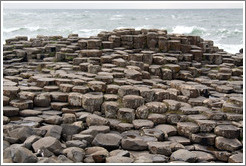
[86,114,109,126]
[148,141,172,156]
[104,94,118,101]
[8,126,35,142]
[66,140,87,149]
[149,65,161,76]
[44,115,62,125]
[3,106,19,117]
[146,102,167,113]
[190,133,216,146]
[214,125,240,139]
[228,153,243,163]
[72,134,94,144]
[118,85,140,97]
[162,68,172,80]
[106,84,120,94]
[117,108,135,123]
[116,123,134,132]
[92,133,122,150]
[34,93,51,107]
[215,136,242,152]
[63,147,85,162]
[106,156,133,163]
[85,146,109,163]
[213,151,231,162]
[168,136,191,145]
[109,149,130,157]
[180,107,199,115]
[88,81,106,92]
[10,99,33,110]
[132,119,154,129]
[135,105,149,119]
[61,124,82,141]
[3,96,10,106]
[36,78,56,88]
[203,53,222,64]
[170,149,197,162]
[123,95,144,109]
[124,69,142,81]
[62,113,76,124]
[153,89,169,102]
[57,155,73,163]
[195,120,216,133]
[142,50,154,64]
[164,64,180,73]
[51,102,69,111]
[50,92,68,102]
[192,151,216,162]
[216,85,233,93]
[41,125,62,139]
[121,138,148,151]
[177,122,199,137]
[59,83,74,92]
[138,87,154,102]
[68,92,82,106]
[190,50,202,62]
[180,84,200,98]
[113,58,127,67]
[12,147,38,163]
[82,92,104,112]
[72,86,89,93]
[32,136,62,154]
[141,128,165,141]
[20,109,42,117]
[155,124,177,137]
[102,101,119,118]
[147,113,167,125]
[163,99,181,111]
[3,116,10,124]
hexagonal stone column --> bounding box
[122,95,144,109]
[82,92,104,113]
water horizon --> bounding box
[3,9,243,53]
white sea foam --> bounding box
[3,27,20,33]
[26,26,45,31]
[171,25,206,34]
[216,43,243,54]
[171,15,176,19]
[77,29,105,37]
[3,9,243,54]
[3,26,47,33]
[110,14,124,20]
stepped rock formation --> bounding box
[3,28,243,163]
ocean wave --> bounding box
[3,27,20,33]
[171,26,206,35]
[77,29,105,37]
[3,26,47,33]
[216,28,243,39]
[110,14,124,20]
[171,15,177,19]
[216,43,243,54]
[79,29,104,33]
[115,25,152,30]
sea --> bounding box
[3,9,243,54]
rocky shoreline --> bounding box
[3,28,243,163]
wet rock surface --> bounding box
[2,28,243,163]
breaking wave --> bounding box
[171,25,206,35]
[3,26,47,33]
